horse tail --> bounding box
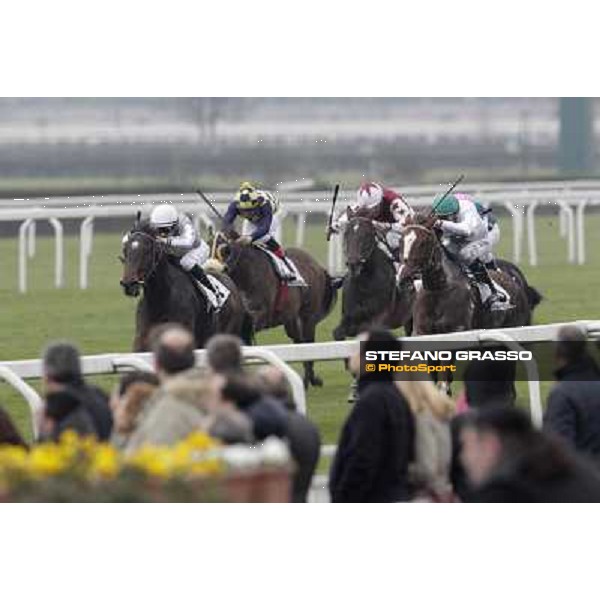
[525,284,543,310]
[240,310,255,346]
[322,270,339,318]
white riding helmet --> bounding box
[150,204,178,229]
[357,182,383,208]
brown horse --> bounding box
[397,214,534,336]
[215,235,338,387]
[120,223,253,351]
[333,216,414,340]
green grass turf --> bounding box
[1,210,599,446]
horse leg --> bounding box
[285,317,322,388]
[301,318,323,388]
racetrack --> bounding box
[1,211,599,446]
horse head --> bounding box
[119,223,165,297]
[214,231,246,275]
[397,213,439,285]
[343,216,378,277]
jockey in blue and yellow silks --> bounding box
[222,182,299,283]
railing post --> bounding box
[526,201,539,266]
[48,217,64,288]
[18,218,34,294]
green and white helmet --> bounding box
[431,194,459,217]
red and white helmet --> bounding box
[356,181,383,208]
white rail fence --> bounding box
[3,320,600,441]
[1,179,600,292]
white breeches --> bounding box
[445,237,491,265]
[241,214,280,243]
[179,240,210,271]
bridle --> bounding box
[345,217,380,264]
[124,230,166,284]
[403,223,440,272]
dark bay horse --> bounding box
[120,224,253,351]
[333,216,414,340]
[216,236,338,387]
[397,214,536,335]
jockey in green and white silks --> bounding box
[455,192,500,270]
[432,193,507,310]
[149,204,226,309]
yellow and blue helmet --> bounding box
[236,181,260,210]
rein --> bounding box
[128,230,166,284]
[403,223,448,290]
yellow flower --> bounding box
[29,445,69,477]
[0,445,29,474]
[89,446,119,479]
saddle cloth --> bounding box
[472,278,511,311]
[197,273,231,309]
[255,244,307,287]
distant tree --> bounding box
[181,98,250,144]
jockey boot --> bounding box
[265,239,296,281]
[485,258,499,271]
[189,265,225,310]
[469,259,507,307]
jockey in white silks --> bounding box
[328,181,414,263]
[455,192,501,270]
[148,204,227,309]
[432,193,508,311]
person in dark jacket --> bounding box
[42,341,113,440]
[544,325,600,459]
[220,373,287,441]
[40,388,97,441]
[256,365,321,503]
[464,357,517,408]
[329,328,415,503]
[461,405,600,502]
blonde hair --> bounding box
[395,376,455,421]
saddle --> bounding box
[442,248,512,311]
[254,244,307,287]
[169,258,231,311]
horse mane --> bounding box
[411,211,433,227]
[131,218,155,235]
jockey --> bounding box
[223,181,301,284]
[149,204,226,309]
[455,193,501,270]
[432,194,507,310]
[328,181,414,260]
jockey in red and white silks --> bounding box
[329,182,414,258]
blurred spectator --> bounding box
[463,357,517,408]
[110,371,160,449]
[41,388,97,441]
[460,406,600,502]
[329,328,415,503]
[397,375,455,501]
[42,341,112,440]
[544,325,600,459]
[220,373,287,441]
[256,365,321,503]
[0,406,28,449]
[206,334,243,375]
[123,374,216,452]
[151,325,196,381]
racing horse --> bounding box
[120,221,253,351]
[333,216,414,340]
[397,213,538,335]
[214,233,339,387]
